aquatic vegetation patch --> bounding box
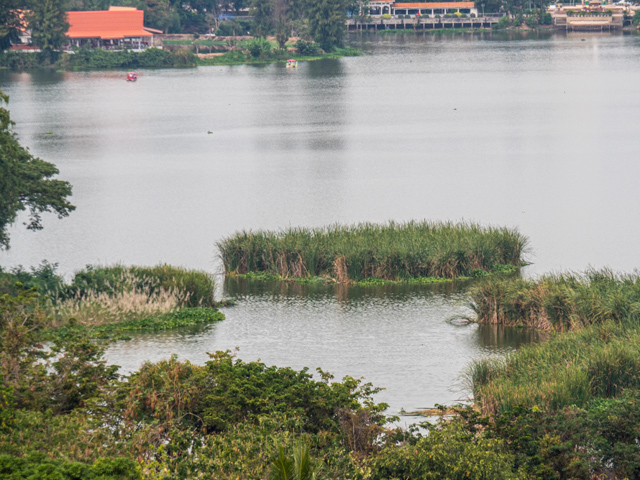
[218,221,528,283]
[468,321,640,415]
[65,264,216,308]
[469,268,640,331]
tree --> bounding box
[252,0,275,36]
[28,0,69,61]
[0,0,22,51]
[305,0,349,52]
[0,90,75,250]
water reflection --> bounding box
[474,324,548,354]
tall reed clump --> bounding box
[468,322,640,415]
[63,264,216,308]
[218,221,528,283]
[469,268,640,332]
[51,271,185,327]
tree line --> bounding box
[0,0,351,55]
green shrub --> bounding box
[494,15,512,29]
[525,15,539,28]
[123,351,386,434]
[0,261,64,298]
[513,13,523,26]
[246,37,272,58]
[368,421,522,480]
[634,10,640,25]
[0,453,140,479]
[295,39,321,56]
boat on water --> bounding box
[286,59,297,68]
[126,72,137,82]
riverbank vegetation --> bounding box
[0,262,224,333]
[0,42,359,70]
[219,221,528,284]
[469,268,640,331]
[5,272,640,478]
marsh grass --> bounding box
[218,221,527,283]
[468,322,640,414]
[65,264,216,308]
[50,274,185,327]
[470,268,640,331]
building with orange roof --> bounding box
[66,8,156,50]
[368,0,477,17]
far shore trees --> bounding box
[306,0,349,51]
[0,0,22,51]
[0,89,75,250]
[28,0,70,61]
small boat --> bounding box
[126,72,137,82]
[286,59,297,68]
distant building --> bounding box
[67,7,159,50]
[368,0,477,16]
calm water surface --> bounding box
[1,32,639,413]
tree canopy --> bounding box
[0,89,75,250]
[27,0,70,60]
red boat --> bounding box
[127,72,137,82]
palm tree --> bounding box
[269,442,320,480]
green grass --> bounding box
[218,221,528,284]
[468,321,640,415]
[469,268,640,331]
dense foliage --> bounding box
[0,89,75,250]
[28,0,70,61]
[219,221,528,283]
[3,263,640,477]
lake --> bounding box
[1,31,639,415]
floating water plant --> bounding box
[218,221,528,283]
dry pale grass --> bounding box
[51,272,190,327]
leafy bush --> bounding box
[0,261,64,298]
[295,39,321,56]
[540,12,552,24]
[123,351,386,434]
[0,453,140,480]
[634,9,640,25]
[513,13,523,26]
[525,15,539,28]
[493,15,512,29]
[246,37,273,58]
[368,421,521,480]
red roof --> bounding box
[394,2,475,7]
[67,10,153,40]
